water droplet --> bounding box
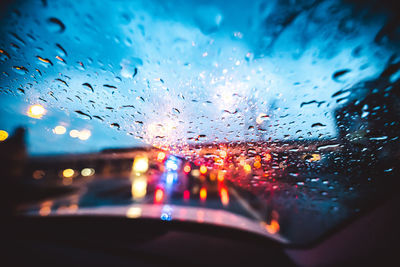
[300,100,326,108]
[36,56,53,66]
[47,17,66,33]
[194,6,223,34]
[55,55,66,64]
[311,123,326,128]
[0,49,11,62]
[55,78,69,87]
[369,136,388,141]
[82,83,94,92]
[103,84,117,89]
[120,58,141,79]
[110,123,120,129]
[12,66,28,75]
[93,115,104,121]
[317,143,341,150]
[74,110,92,120]
[55,43,67,56]
[332,69,351,81]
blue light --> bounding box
[165,156,179,171]
[160,205,172,221]
[166,172,174,184]
[160,213,172,221]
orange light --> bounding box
[39,201,52,216]
[265,219,280,234]
[254,161,261,169]
[183,164,191,173]
[220,187,229,206]
[131,177,147,199]
[133,156,149,173]
[27,104,46,119]
[209,172,216,181]
[183,190,190,201]
[215,158,224,165]
[157,151,166,161]
[199,165,207,175]
[154,188,164,203]
[217,170,225,182]
[200,187,207,201]
[219,150,227,158]
[264,153,272,161]
[126,207,142,218]
[0,130,9,141]
[255,155,261,162]
[244,164,252,172]
[39,206,51,216]
[62,168,75,178]
[33,170,45,179]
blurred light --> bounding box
[39,206,51,216]
[160,212,172,221]
[309,154,321,162]
[199,165,207,175]
[183,164,191,174]
[53,125,66,135]
[160,205,172,221]
[165,157,179,171]
[78,129,91,140]
[265,219,280,234]
[0,130,8,141]
[62,168,75,178]
[256,113,268,124]
[183,190,190,201]
[126,207,142,218]
[264,153,272,161]
[68,204,78,212]
[209,172,216,181]
[219,150,227,158]
[196,210,205,223]
[39,201,52,216]
[81,168,95,177]
[255,155,261,162]
[200,187,207,201]
[69,129,80,138]
[244,164,252,172]
[32,170,45,179]
[62,177,73,185]
[166,172,174,184]
[157,151,166,161]
[27,104,46,119]
[133,156,149,174]
[214,158,224,165]
[191,169,200,177]
[254,161,261,169]
[217,170,225,182]
[220,187,229,206]
[131,177,147,199]
[154,188,164,203]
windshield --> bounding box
[1,0,399,246]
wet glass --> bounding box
[0,0,399,245]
